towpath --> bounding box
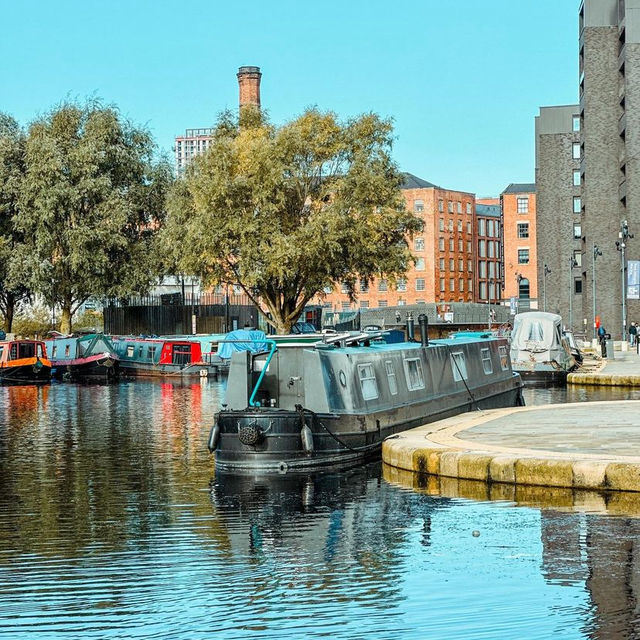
[569,348,640,386]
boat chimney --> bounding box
[418,314,429,347]
[406,312,415,342]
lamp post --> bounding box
[543,264,551,312]
[568,255,577,331]
[616,220,634,341]
[592,243,602,341]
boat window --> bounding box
[357,363,379,400]
[148,346,156,360]
[451,352,468,381]
[36,344,44,358]
[172,344,191,366]
[127,346,135,358]
[19,343,36,359]
[498,346,509,370]
[65,345,70,357]
[52,345,57,357]
[10,344,17,360]
[138,346,144,359]
[0,346,3,360]
[481,348,493,374]
[385,360,398,395]
[403,357,425,391]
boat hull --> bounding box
[52,354,119,381]
[0,362,52,383]
[119,362,221,378]
[213,376,523,473]
[513,363,570,386]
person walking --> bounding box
[598,324,607,358]
[630,322,637,348]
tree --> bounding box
[15,101,173,334]
[163,107,421,334]
[0,113,29,333]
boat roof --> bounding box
[0,339,45,345]
[317,336,499,354]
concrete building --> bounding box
[174,66,262,174]
[475,203,504,306]
[316,174,476,311]
[535,105,584,332]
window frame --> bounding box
[357,363,379,401]
[403,357,426,391]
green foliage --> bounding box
[163,108,421,333]
[14,101,173,333]
[11,306,54,339]
[73,309,104,332]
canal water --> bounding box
[1,381,640,639]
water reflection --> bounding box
[0,381,640,638]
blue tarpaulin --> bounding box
[216,329,269,360]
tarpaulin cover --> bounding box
[216,330,269,360]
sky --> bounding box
[0,0,578,197]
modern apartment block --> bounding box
[535,105,584,332]
[475,203,504,305]
[174,66,262,174]
[316,174,476,311]
[501,184,538,308]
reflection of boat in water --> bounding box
[509,312,576,385]
[0,339,52,383]
[209,320,524,473]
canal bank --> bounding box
[382,400,640,492]
[569,349,640,386]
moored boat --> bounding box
[111,336,222,378]
[47,333,119,381]
[208,319,524,473]
[509,312,576,384]
[0,339,52,383]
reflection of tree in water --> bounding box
[211,462,452,612]
[541,510,640,639]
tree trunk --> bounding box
[3,292,15,333]
[60,303,73,335]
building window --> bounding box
[480,281,487,300]
[458,258,464,271]
[573,222,582,238]
[573,249,582,267]
[574,278,583,294]
[458,238,463,252]
[403,357,425,391]
[448,201,453,213]
[378,280,387,291]
[415,257,425,271]
[572,115,581,132]
[459,278,464,291]
[397,299,406,306]
[467,221,472,233]
[449,258,455,271]
[358,363,379,401]
[468,259,473,272]
[517,223,529,238]
[573,196,581,213]
[439,237,445,251]
[467,240,472,253]
[468,278,473,292]
[449,238,454,251]
[360,300,369,308]
[457,202,462,213]
[517,197,529,213]
[457,220,463,232]
[438,199,444,212]
[439,258,445,270]
[439,278,445,292]
[572,143,581,159]
[518,278,530,299]
[478,219,486,236]
[360,279,369,292]
[415,237,425,251]
[488,241,495,258]
[439,218,445,231]
[449,278,455,292]
[396,278,407,292]
[341,282,349,293]
[341,302,351,311]
[573,170,581,186]
[488,261,496,278]
[414,199,424,212]
[479,240,486,257]
[448,219,454,232]
[385,360,398,395]
[416,278,425,291]
[488,220,496,237]
[378,300,388,307]
[416,299,425,304]
[518,249,530,264]
[466,202,472,214]
[479,261,487,278]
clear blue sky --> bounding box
[0,0,578,197]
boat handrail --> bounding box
[215,339,278,407]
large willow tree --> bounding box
[164,107,421,334]
[15,102,172,333]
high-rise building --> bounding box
[315,174,476,311]
[174,66,262,174]
[501,184,538,309]
[535,105,583,331]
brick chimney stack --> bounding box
[237,66,262,109]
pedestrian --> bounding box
[630,321,637,347]
[598,324,607,358]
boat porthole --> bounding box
[339,370,347,387]
[278,461,288,474]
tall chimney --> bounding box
[237,66,262,109]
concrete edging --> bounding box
[382,404,640,493]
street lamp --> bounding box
[568,255,578,331]
[616,220,634,341]
[592,243,602,341]
[543,264,551,312]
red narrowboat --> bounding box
[0,339,52,383]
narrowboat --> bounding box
[208,317,524,473]
[0,339,52,383]
[165,334,229,374]
[47,333,120,381]
[111,337,222,378]
[509,312,577,384]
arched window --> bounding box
[518,278,530,299]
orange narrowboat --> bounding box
[0,339,52,383]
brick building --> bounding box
[475,203,504,305]
[174,66,261,174]
[317,174,476,311]
[501,184,538,308]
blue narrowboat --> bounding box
[47,333,119,381]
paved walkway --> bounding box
[569,348,640,386]
[382,401,640,492]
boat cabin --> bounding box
[113,338,203,366]
[0,340,48,363]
